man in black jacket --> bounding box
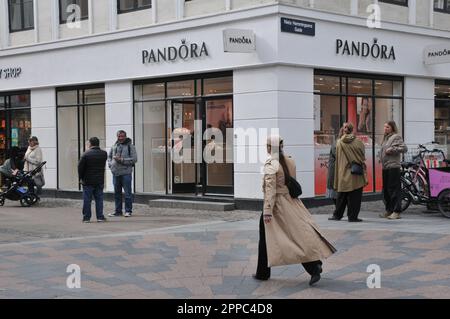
[78,137,108,223]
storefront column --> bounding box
[105,81,134,192]
[233,66,315,200]
[403,77,435,146]
[31,89,57,190]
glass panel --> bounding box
[314,75,341,94]
[0,96,5,109]
[435,98,450,158]
[203,77,233,96]
[314,95,341,196]
[374,80,403,97]
[85,105,106,149]
[9,0,23,31]
[58,107,79,190]
[436,83,450,99]
[57,90,78,106]
[167,80,195,98]
[84,87,105,105]
[434,0,444,9]
[134,83,165,101]
[134,101,166,193]
[374,98,403,192]
[172,102,195,186]
[348,78,372,95]
[10,94,30,108]
[204,99,233,188]
[10,109,31,149]
[23,0,34,29]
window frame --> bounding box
[117,0,152,15]
[8,0,34,33]
[434,0,450,14]
[379,0,409,7]
[58,0,89,25]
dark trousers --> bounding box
[334,187,363,220]
[383,168,402,213]
[256,214,322,279]
[82,184,105,221]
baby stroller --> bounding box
[0,161,47,207]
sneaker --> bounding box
[82,220,91,223]
[388,212,401,220]
[348,218,363,222]
[97,218,107,223]
[379,212,392,218]
[124,212,132,217]
[108,212,123,217]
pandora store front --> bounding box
[0,7,449,203]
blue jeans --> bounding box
[113,174,133,214]
[82,184,105,220]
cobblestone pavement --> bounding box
[1,199,450,299]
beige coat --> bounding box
[334,134,368,193]
[24,146,43,175]
[262,155,337,267]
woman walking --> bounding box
[254,135,337,286]
[24,136,45,194]
[379,121,408,220]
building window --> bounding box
[435,81,450,156]
[56,85,105,191]
[434,0,450,13]
[117,0,152,14]
[133,73,233,195]
[314,71,403,196]
[379,0,409,6]
[0,91,31,187]
[8,0,34,32]
[59,0,89,24]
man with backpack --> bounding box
[107,130,138,218]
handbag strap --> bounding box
[339,140,359,168]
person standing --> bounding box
[78,137,108,223]
[326,128,344,214]
[379,121,408,220]
[24,136,45,195]
[108,130,138,218]
[255,135,337,286]
[329,122,368,222]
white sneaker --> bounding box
[124,212,132,217]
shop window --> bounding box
[435,82,450,157]
[59,0,88,24]
[167,80,195,98]
[57,86,105,191]
[314,72,404,196]
[8,0,34,32]
[204,77,233,96]
[0,92,31,187]
[118,0,152,14]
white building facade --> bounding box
[0,0,449,206]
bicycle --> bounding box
[400,144,450,218]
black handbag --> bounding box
[350,162,364,175]
[287,175,302,198]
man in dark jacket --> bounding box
[78,137,108,223]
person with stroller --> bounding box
[24,136,45,195]
[0,147,26,183]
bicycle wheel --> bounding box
[437,189,450,218]
[399,191,411,212]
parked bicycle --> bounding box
[400,143,450,218]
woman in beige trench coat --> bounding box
[254,136,337,286]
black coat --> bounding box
[78,147,108,186]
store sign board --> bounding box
[142,40,209,64]
[424,44,450,65]
[223,29,255,53]
[281,17,315,36]
[0,67,21,79]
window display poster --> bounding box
[11,128,18,147]
[314,146,331,195]
[314,95,321,131]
